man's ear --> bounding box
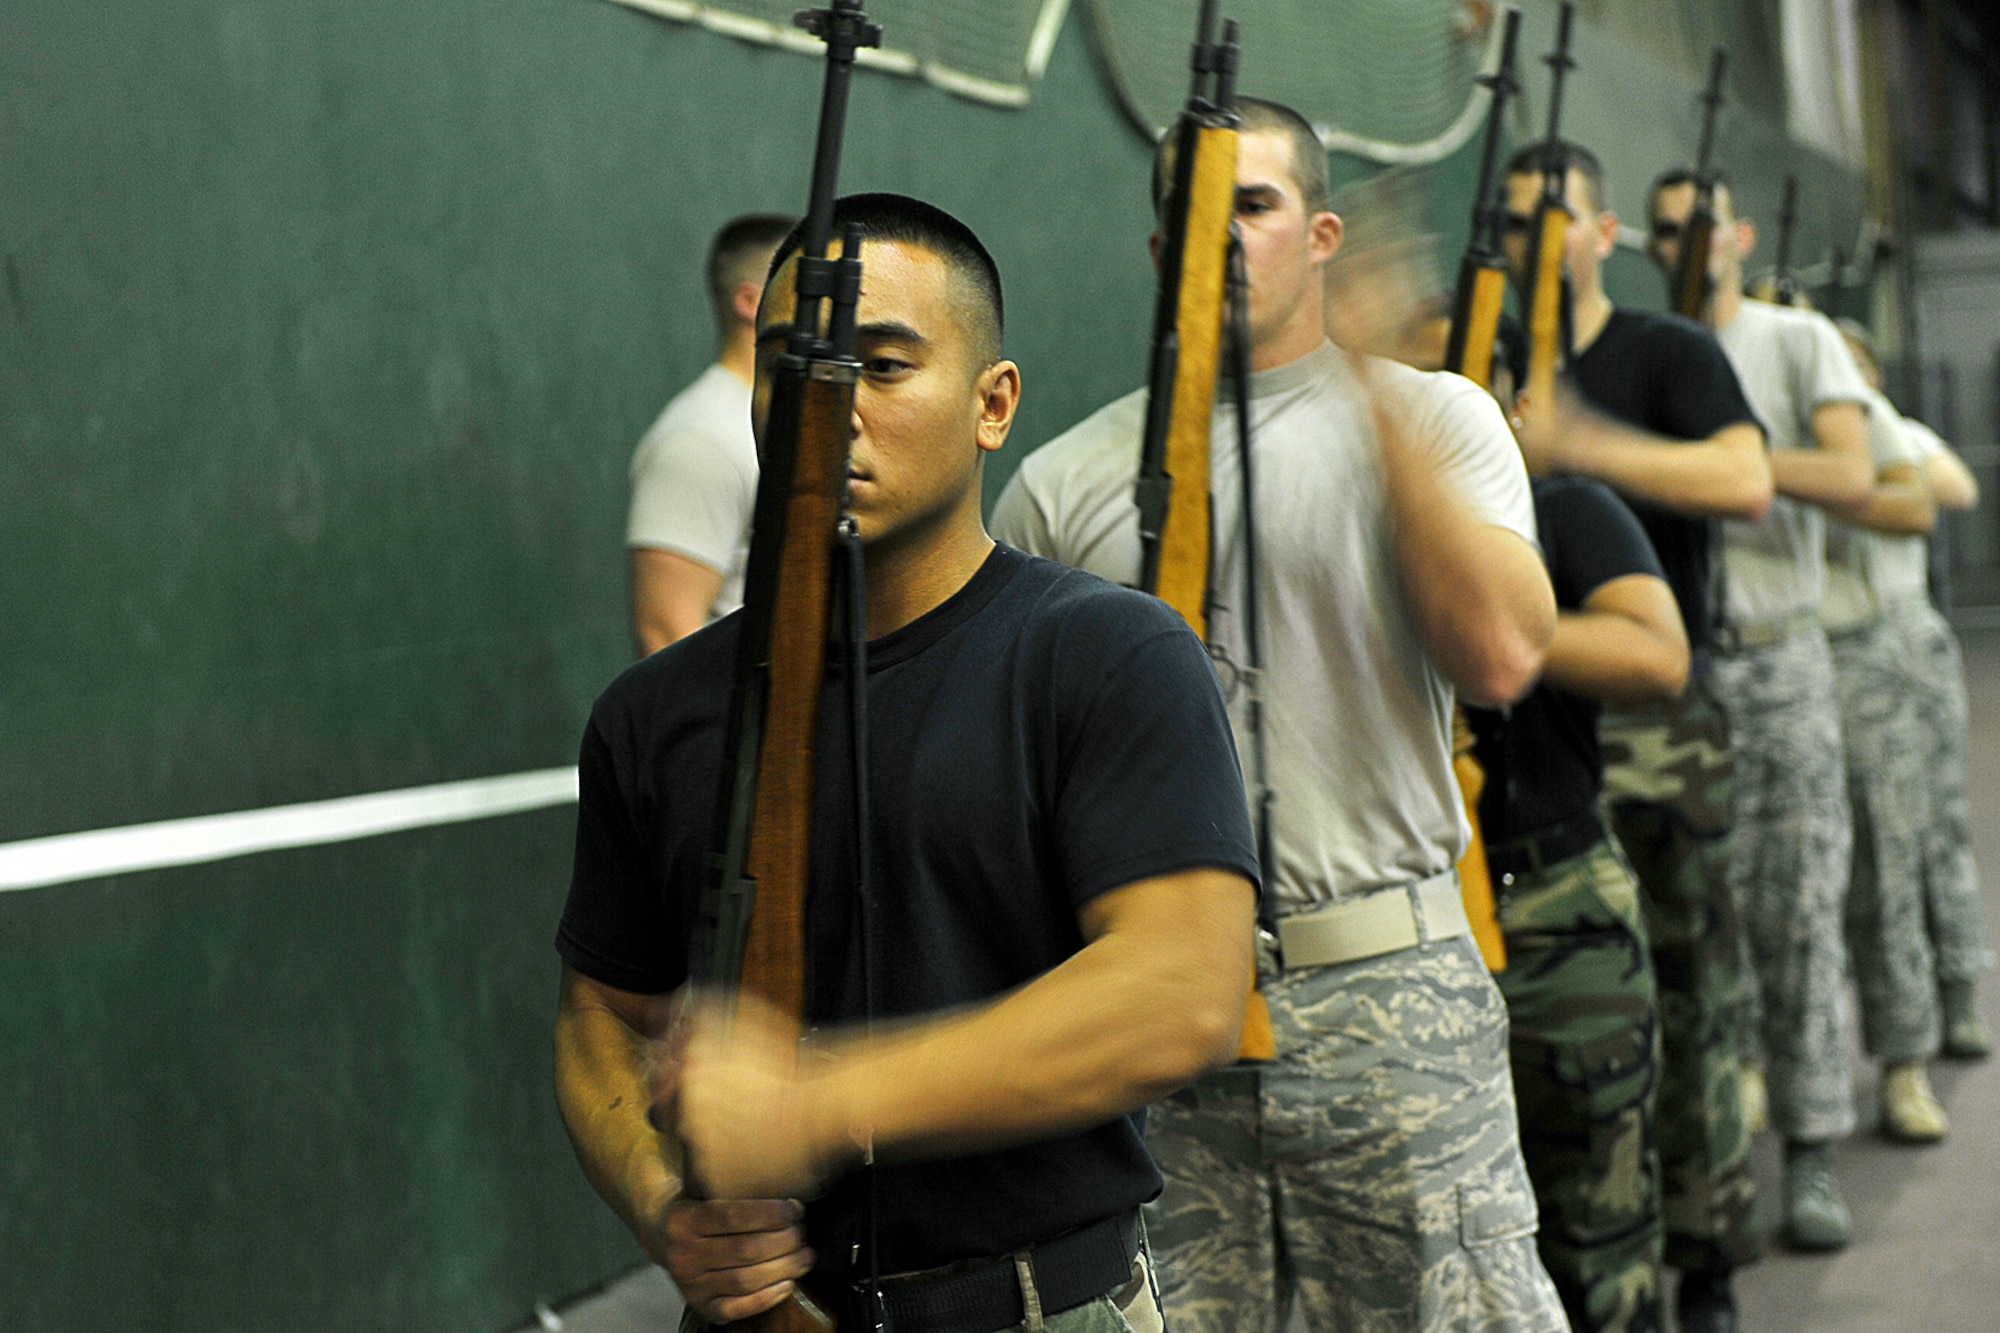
[1148,231,1163,272]
[1593,209,1620,260]
[731,279,762,329]
[974,360,1022,454]
[1310,210,1345,265]
[1733,218,1757,263]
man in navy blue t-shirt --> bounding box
[552,195,1260,1333]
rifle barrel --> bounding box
[1467,7,1523,256]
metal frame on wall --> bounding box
[597,0,1073,107]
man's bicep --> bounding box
[560,961,671,1039]
[1076,867,1256,947]
[1053,624,1259,909]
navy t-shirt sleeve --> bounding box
[1542,480,1668,611]
[557,711,687,995]
[1049,612,1261,911]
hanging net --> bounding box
[1089,0,1503,163]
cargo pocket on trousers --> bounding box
[1459,1181,1539,1249]
[1572,1022,1660,1248]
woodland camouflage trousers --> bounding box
[1710,631,1856,1142]
[1496,837,1662,1333]
[1144,928,1567,1333]
[1831,619,1940,1063]
[1886,597,1996,986]
[1600,682,1758,1272]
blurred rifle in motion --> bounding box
[689,3,881,1328]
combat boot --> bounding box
[1780,1141,1850,1251]
[1879,1061,1948,1142]
[1739,1062,1768,1136]
[1940,980,1991,1060]
[1675,1267,1738,1333]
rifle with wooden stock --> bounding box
[1133,1,1276,1063]
[1668,48,1729,319]
[1441,4,1523,975]
[688,3,880,1329]
[1443,5,1522,391]
[1519,1,1577,414]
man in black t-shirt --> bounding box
[1466,335,1692,1333]
[552,195,1259,1333]
[1502,142,1771,1333]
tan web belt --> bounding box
[1714,609,1817,654]
[1276,869,1471,971]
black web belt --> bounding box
[1485,808,1607,880]
[850,1209,1139,1333]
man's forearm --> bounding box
[555,983,681,1249]
[815,874,1253,1170]
[1843,465,1935,536]
[1569,419,1772,520]
[1543,610,1688,705]
[1771,450,1873,512]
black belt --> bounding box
[846,1210,1139,1333]
[1486,809,1606,880]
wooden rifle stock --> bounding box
[1670,48,1728,319]
[693,5,880,1329]
[1444,5,1522,393]
[1134,8,1273,1063]
[1522,3,1575,412]
[1441,7,1522,974]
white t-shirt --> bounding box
[992,340,1539,907]
[625,363,758,621]
[1823,385,1925,631]
[1713,299,1873,625]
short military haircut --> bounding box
[707,214,796,332]
[1152,96,1331,218]
[1648,165,1736,216]
[1504,139,1607,215]
[768,192,1004,365]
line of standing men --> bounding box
[568,93,1991,1333]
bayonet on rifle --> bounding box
[1669,47,1728,318]
[1444,5,1523,389]
[692,4,880,1329]
[1521,1,1576,413]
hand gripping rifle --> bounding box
[690,3,880,1330]
[1440,5,1523,976]
[1668,48,1729,319]
[1132,3,1276,1063]
[1520,2,1577,413]
[1443,5,1523,391]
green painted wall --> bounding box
[0,1,1862,1329]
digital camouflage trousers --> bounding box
[1600,681,1758,1272]
[1831,619,1940,1063]
[1145,930,1567,1333]
[1496,837,1662,1333]
[1709,631,1857,1142]
[1887,597,1996,985]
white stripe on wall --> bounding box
[0,767,580,894]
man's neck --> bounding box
[861,506,995,641]
[716,329,756,386]
[1707,275,1743,332]
[1251,300,1328,373]
[1570,283,1615,358]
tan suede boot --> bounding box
[1880,1061,1948,1143]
